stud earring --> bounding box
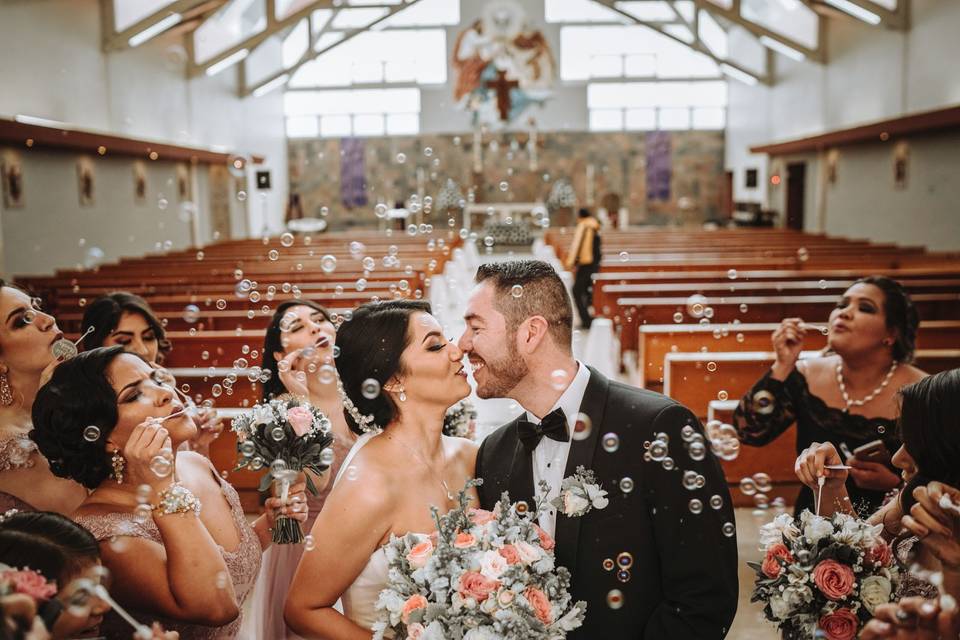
[0,369,13,407]
[111,450,125,484]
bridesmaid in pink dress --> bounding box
[0,281,86,515]
[30,348,309,639]
[245,300,357,639]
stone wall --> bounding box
[288,130,724,229]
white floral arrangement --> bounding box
[550,466,608,519]
[442,400,478,440]
[373,480,586,640]
[750,511,901,640]
[546,179,576,212]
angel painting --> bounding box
[453,1,555,128]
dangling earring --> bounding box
[111,450,125,484]
[398,385,407,402]
[0,368,13,407]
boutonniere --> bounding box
[551,466,609,518]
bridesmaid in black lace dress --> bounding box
[734,277,926,517]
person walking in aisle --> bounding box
[564,208,602,329]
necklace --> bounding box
[835,360,899,412]
[390,435,455,502]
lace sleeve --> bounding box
[732,369,801,446]
[73,512,159,543]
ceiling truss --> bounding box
[98,0,910,96]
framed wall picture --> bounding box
[133,161,147,204]
[893,141,909,190]
[745,168,758,188]
[76,157,95,207]
[1,152,24,209]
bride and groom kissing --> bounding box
[284,260,739,639]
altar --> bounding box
[463,202,548,230]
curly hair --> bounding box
[30,346,127,489]
[334,300,431,435]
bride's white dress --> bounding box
[336,432,428,634]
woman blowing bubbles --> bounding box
[734,276,927,517]
[30,347,308,639]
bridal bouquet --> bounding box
[750,511,901,640]
[231,397,334,544]
[373,481,586,640]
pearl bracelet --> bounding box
[154,483,202,517]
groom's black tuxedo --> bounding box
[476,367,739,639]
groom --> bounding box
[459,260,739,639]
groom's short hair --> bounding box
[475,260,573,351]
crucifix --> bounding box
[486,69,519,121]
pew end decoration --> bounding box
[231,397,334,544]
[750,511,900,640]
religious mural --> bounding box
[452,1,555,129]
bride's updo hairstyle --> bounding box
[335,300,431,435]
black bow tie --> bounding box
[517,408,569,453]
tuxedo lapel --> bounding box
[554,367,609,573]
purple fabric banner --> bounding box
[340,137,368,208]
[645,131,672,202]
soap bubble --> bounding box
[320,255,337,273]
[727,269,737,280]
[271,426,285,442]
[374,203,388,218]
[797,247,809,262]
[319,448,335,467]
[722,522,736,537]
[280,232,295,247]
[149,455,172,478]
[619,251,629,262]
[688,440,706,461]
[550,369,569,390]
[361,378,380,399]
[318,365,336,384]
[602,433,620,453]
[648,439,668,461]
[510,284,523,298]
[362,256,376,270]
[739,477,757,496]
[619,477,635,493]
[686,294,708,319]
[268,249,279,261]
[239,441,256,457]
[83,425,101,442]
[706,362,717,373]
[83,247,106,269]
[709,494,724,510]
[227,155,247,177]
[572,413,592,441]
[672,312,684,323]
[682,470,699,490]
[606,589,624,609]
[182,304,200,323]
[753,472,772,493]
[688,498,703,514]
[752,390,776,415]
[395,153,406,164]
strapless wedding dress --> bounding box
[336,432,428,635]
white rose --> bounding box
[769,595,791,620]
[421,622,446,640]
[563,491,590,515]
[479,549,508,580]
[760,513,801,547]
[802,515,834,545]
[514,541,542,564]
[860,575,893,614]
[252,404,273,425]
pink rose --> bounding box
[457,571,499,603]
[286,406,314,437]
[813,560,856,601]
[524,587,553,625]
[761,543,794,579]
[405,622,425,640]
[468,508,496,526]
[1,569,57,601]
[401,594,428,624]
[499,544,522,565]
[534,524,555,551]
[515,541,542,564]
[406,539,434,569]
[454,532,477,549]
[818,607,859,640]
[867,542,893,567]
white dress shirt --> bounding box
[523,361,592,537]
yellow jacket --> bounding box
[564,217,601,269]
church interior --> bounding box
[1,0,959,638]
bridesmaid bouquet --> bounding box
[750,511,901,640]
[231,397,334,544]
[373,480,586,640]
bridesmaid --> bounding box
[81,291,223,456]
[245,300,357,639]
[30,347,308,639]
[0,280,86,514]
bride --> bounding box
[284,300,478,639]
